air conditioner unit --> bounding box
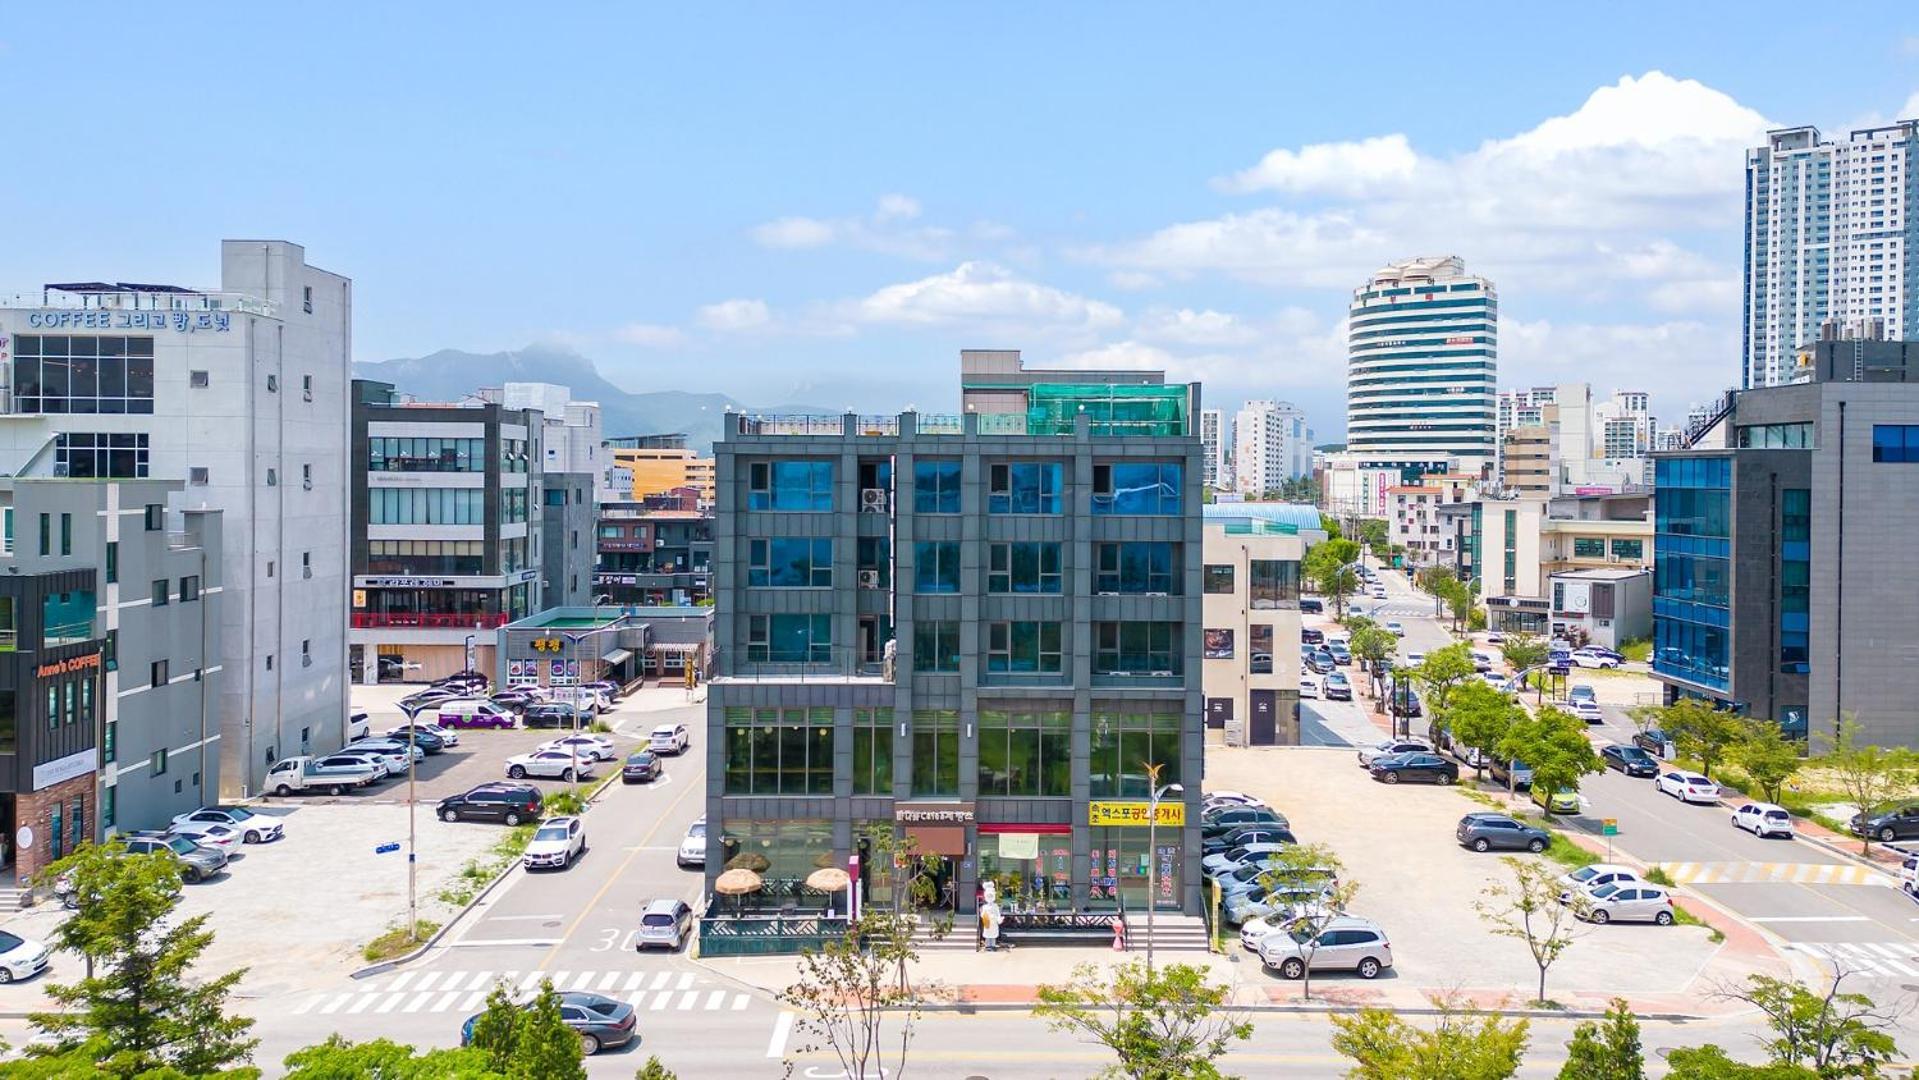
[859,488,888,513]
[857,569,881,589]
[1149,670,1175,678]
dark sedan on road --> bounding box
[1852,802,1919,843]
[621,750,662,783]
[1369,752,1458,786]
[521,703,588,729]
[1600,744,1659,778]
[462,990,637,1056]
[1632,728,1672,758]
[1456,812,1550,853]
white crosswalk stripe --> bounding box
[289,972,757,1016]
[1788,941,1919,979]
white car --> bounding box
[1580,881,1677,925]
[538,734,618,762]
[1568,648,1622,669]
[676,818,709,868]
[349,738,426,764]
[504,750,594,782]
[1657,771,1721,804]
[1557,863,1640,903]
[1357,738,1431,767]
[1203,791,1265,809]
[0,931,49,983]
[1404,651,1425,666]
[316,751,390,780]
[1385,621,1406,636]
[165,821,242,853]
[1568,699,1604,724]
[1478,671,1509,689]
[1732,802,1795,839]
[522,816,586,870]
[1298,675,1321,699]
[171,806,283,844]
[343,744,415,773]
[649,723,691,755]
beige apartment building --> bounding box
[1201,519,1304,745]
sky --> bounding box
[4,3,1918,437]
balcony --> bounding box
[351,612,509,629]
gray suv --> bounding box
[123,832,228,882]
[1256,915,1394,980]
[1456,813,1550,854]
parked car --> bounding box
[1567,684,1598,705]
[1301,627,1325,646]
[649,723,692,755]
[1657,771,1721,804]
[1326,643,1352,666]
[1322,671,1353,701]
[1389,685,1422,719]
[316,750,392,780]
[164,821,242,853]
[1298,675,1322,699]
[635,897,694,951]
[461,990,636,1056]
[1305,651,1337,675]
[171,806,283,844]
[1404,651,1425,667]
[1202,827,1295,859]
[520,703,588,730]
[621,750,662,783]
[1201,791,1267,810]
[581,679,623,702]
[348,711,371,740]
[505,750,594,782]
[1470,651,1494,673]
[1633,728,1673,758]
[1456,812,1549,853]
[1202,806,1286,833]
[1579,882,1676,925]
[676,818,709,868]
[1600,744,1659,778]
[1487,757,1534,789]
[435,670,490,692]
[438,783,544,825]
[1203,842,1293,877]
[1298,598,1324,614]
[1257,916,1393,981]
[1531,785,1580,814]
[349,737,427,765]
[0,931,49,984]
[1484,630,1506,644]
[544,685,608,715]
[489,688,545,712]
[1371,752,1458,786]
[1357,739,1431,767]
[265,754,379,796]
[1568,648,1622,669]
[539,734,618,761]
[397,687,464,711]
[1384,621,1405,637]
[433,700,518,729]
[1568,699,1605,724]
[1851,802,1919,843]
[1558,864,1639,903]
[381,725,448,753]
[122,832,228,882]
[522,816,586,870]
[1733,802,1795,839]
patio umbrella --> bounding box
[725,852,771,873]
[804,868,850,892]
[714,867,763,918]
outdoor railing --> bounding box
[917,413,965,435]
[350,612,510,629]
[698,914,852,956]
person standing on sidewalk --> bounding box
[980,899,1003,952]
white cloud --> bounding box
[874,193,922,222]
[748,195,976,261]
[751,217,836,249]
[612,322,686,348]
[697,298,772,332]
[1135,307,1259,348]
[1055,341,1178,371]
[1215,134,1420,197]
[1501,317,1737,414]
[853,261,1124,331]
[1077,208,1389,289]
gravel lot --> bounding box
[1205,745,1723,1003]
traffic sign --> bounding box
[375,842,401,854]
[1601,819,1618,837]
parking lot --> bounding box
[1205,745,1724,1003]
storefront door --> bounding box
[1091,829,1182,912]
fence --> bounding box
[698,914,851,957]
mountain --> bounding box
[353,345,815,453]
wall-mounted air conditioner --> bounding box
[857,570,881,589]
[860,488,889,513]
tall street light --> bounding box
[1142,763,1181,977]
[560,616,632,792]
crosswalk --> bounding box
[1654,861,1893,886]
[1787,941,1919,979]
[291,969,756,1017]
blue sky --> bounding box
[4,3,1917,435]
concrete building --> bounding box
[607,434,715,504]
[1500,426,1555,497]
[705,349,1205,919]
[1347,256,1498,477]
[498,605,710,690]
[1233,400,1312,495]
[1471,494,1655,635]
[0,240,350,799]
[1792,326,1919,385]
[1200,516,1304,745]
[595,499,713,606]
[1496,384,1652,496]
[1319,455,1401,521]
[348,380,544,684]
[1745,121,1919,389]
[1549,568,1652,651]
[1199,408,1229,491]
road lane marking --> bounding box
[651,991,673,1011]
[387,972,416,992]
[567,971,595,991]
[1656,861,1891,886]
[432,991,461,1012]
[677,972,695,990]
[649,972,671,990]
[346,994,379,1015]
[318,993,351,1015]
[706,990,727,1009]
[414,971,443,991]
[548,971,571,990]
[598,972,621,990]
[458,991,488,1011]
[486,913,566,921]
[733,993,750,1010]
[446,937,561,947]
[767,1010,794,1058]
[679,989,700,1009]
[402,991,434,1013]
[1751,916,1871,922]
[374,992,407,1013]
[624,972,647,990]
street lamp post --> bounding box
[559,617,632,794]
[1142,765,1181,977]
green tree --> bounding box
[1446,680,1522,783]
[1734,720,1806,804]
[1667,973,1901,1079]
[1306,538,1363,617]
[1498,707,1605,810]
[467,982,586,1080]
[1559,998,1644,1080]
[1412,643,1478,742]
[1475,857,1584,1007]
[1663,1045,1818,1079]
[1035,960,1252,1080]
[1319,514,1344,539]
[1446,584,1477,634]
[633,1057,679,1080]
[27,841,257,1077]
[1255,843,1361,1001]
[1349,625,1396,702]
[1329,998,1530,1080]
[1651,697,1748,781]
[1817,715,1917,855]
[281,1036,503,1079]
[1499,633,1548,675]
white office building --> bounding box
[0,240,352,798]
[1233,399,1312,494]
[1347,256,1497,477]
[1199,408,1230,490]
[1744,120,1919,388]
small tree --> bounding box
[1447,680,1522,783]
[1349,626,1396,702]
[1733,720,1805,805]
[1818,716,1917,854]
[1662,1044,1817,1078]
[633,1058,679,1080]
[1254,843,1360,1001]
[1500,707,1605,810]
[1306,538,1362,617]
[1655,698,1748,780]
[282,1035,504,1079]
[779,910,920,1080]
[1034,960,1252,1080]
[28,841,258,1076]
[1499,633,1548,676]
[1475,857,1584,1007]
[1559,998,1644,1080]
[1730,972,1901,1075]
[1330,997,1531,1080]
[1412,643,1478,742]
[467,982,585,1080]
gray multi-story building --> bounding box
[0,479,220,884]
[1651,357,1919,746]
[704,351,1205,918]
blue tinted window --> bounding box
[1872,424,1919,463]
[988,462,1062,514]
[1094,462,1182,515]
[747,614,832,664]
[913,542,961,593]
[748,460,834,511]
[748,537,833,587]
[913,459,962,513]
[1095,542,1177,594]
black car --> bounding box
[398,688,464,714]
[521,703,587,729]
[1852,802,1919,843]
[1301,627,1325,646]
[382,725,447,753]
[1202,825,1296,856]
[1298,598,1324,614]
[437,783,544,825]
[436,669,490,689]
[461,990,636,1056]
[1632,728,1671,757]
[1600,744,1659,778]
[1389,686,1423,719]
[489,689,543,712]
[1369,752,1458,785]
[622,750,662,784]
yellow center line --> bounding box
[536,747,707,971]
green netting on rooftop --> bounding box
[1025,383,1188,436]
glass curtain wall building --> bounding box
[1346,256,1498,478]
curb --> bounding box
[867,998,1705,1021]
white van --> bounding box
[544,686,607,715]
[432,699,518,729]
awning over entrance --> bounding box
[651,642,703,655]
[602,648,634,667]
[903,825,967,856]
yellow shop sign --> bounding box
[1088,801,1184,827]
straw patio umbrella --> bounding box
[714,867,763,917]
[805,866,851,919]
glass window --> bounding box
[1202,565,1235,594]
[988,461,1063,514]
[0,690,13,752]
[55,433,150,478]
[987,542,1062,594]
[1572,537,1607,558]
[1736,422,1814,450]
[180,575,200,602]
[913,621,960,673]
[986,622,1062,674]
[367,488,488,525]
[852,708,894,795]
[1248,560,1298,609]
[722,706,835,795]
[44,591,94,645]
[1093,462,1182,515]
[367,437,485,472]
[856,536,891,588]
[913,459,962,514]
[748,537,833,587]
[913,541,961,593]
[1094,622,1181,675]
[978,707,1071,797]
[1095,542,1178,594]
[1249,625,1274,674]
[1610,538,1643,560]
[911,710,960,796]
[748,460,834,511]
[1088,704,1182,797]
[745,614,832,664]
[10,335,155,414]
